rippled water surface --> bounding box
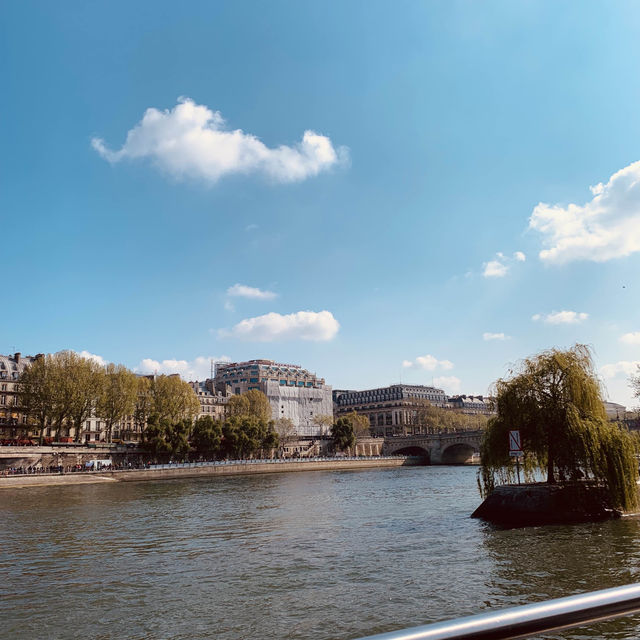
[3,466,640,639]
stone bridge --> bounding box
[383,431,483,464]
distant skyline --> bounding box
[2,1,640,407]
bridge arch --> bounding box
[392,446,430,463]
[440,442,477,465]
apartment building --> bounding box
[214,359,333,436]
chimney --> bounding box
[14,352,20,363]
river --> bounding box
[2,465,640,639]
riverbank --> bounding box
[0,456,421,489]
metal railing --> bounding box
[354,584,640,640]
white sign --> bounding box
[509,430,522,457]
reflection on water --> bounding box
[2,467,640,639]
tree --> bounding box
[19,354,56,443]
[346,410,370,440]
[134,376,153,438]
[143,415,192,461]
[191,415,223,457]
[479,345,638,511]
[151,375,200,424]
[273,417,296,455]
[227,389,272,421]
[97,364,138,443]
[312,414,333,436]
[631,366,640,404]
[331,417,355,453]
[68,354,106,442]
[221,415,279,459]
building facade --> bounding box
[0,353,40,439]
[189,379,229,421]
[448,395,493,414]
[214,359,333,436]
[334,383,448,436]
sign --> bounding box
[509,430,522,457]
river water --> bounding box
[2,466,640,640]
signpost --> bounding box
[509,430,523,484]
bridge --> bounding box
[383,430,483,464]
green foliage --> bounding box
[191,415,223,455]
[332,417,356,452]
[479,344,638,511]
[97,363,138,443]
[221,415,279,459]
[227,389,272,421]
[345,410,370,439]
[413,399,489,433]
[143,415,191,461]
[151,375,200,423]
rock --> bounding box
[471,482,623,527]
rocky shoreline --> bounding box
[471,482,626,527]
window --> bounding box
[250,378,258,383]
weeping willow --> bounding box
[478,344,639,511]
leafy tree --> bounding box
[412,399,489,434]
[479,345,638,511]
[312,414,334,436]
[331,417,355,453]
[346,410,370,439]
[227,389,272,421]
[221,415,279,459]
[191,415,223,456]
[68,354,105,442]
[143,415,191,461]
[97,364,138,443]
[19,354,57,443]
[151,375,200,424]
[134,376,153,437]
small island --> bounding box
[472,344,639,527]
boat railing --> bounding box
[353,583,640,640]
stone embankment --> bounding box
[0,456,421,489]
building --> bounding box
[189,379,228,421]
[334,383,448,436]
[448,395,493,414]
[214,359,333,437]
[603,401,627,420]
[0,352,40,438]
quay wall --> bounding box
[0,457,420,489]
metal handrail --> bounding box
[354,584,640,640]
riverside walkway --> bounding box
[0,455,420,488]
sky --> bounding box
[2,1,640,407]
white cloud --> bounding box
[483,332,510,341]
[620,332,640,345]
[76,350,109,366]
[221,310,339,342]
[402,355,454,371]
[529,159,640,264]
[245,224,259,232]
[532,311,588,325]
[482,251,525,278]
[433,375,462,394]
[226,283,277,300]
[600,361,640,379]
[135,355,231,381]
[92,97,348,184]
[483,260,508,278]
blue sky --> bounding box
[3,1,640,406]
